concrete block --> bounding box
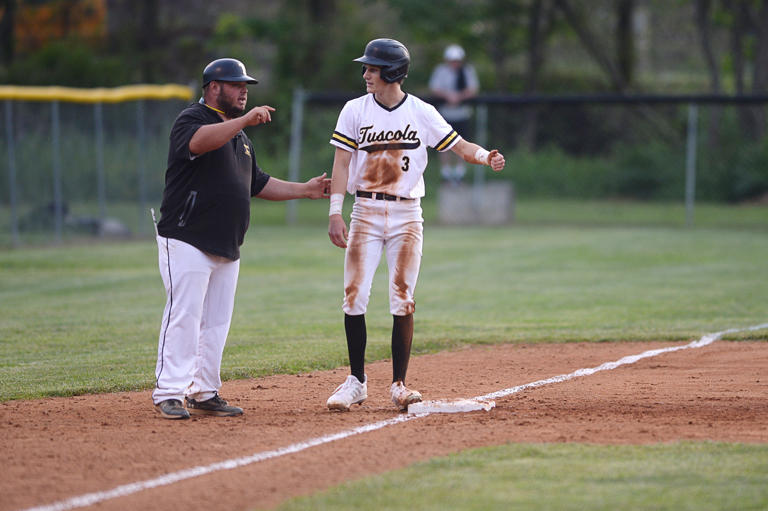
[437,182,514,225]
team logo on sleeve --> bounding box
[358,124,421,153]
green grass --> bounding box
[1,207,767,400]
[274,442,768,511]
[188,196,768,230]
[1,197,766,248]
[514,198,768,229]
[2,203,767,511]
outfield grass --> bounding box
[171,196,768,230]
[274,442,768,511]
[1,210,766,400]
[1,197,766,248]
[2,203,766,511]
[233,196,768,230]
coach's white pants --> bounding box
[343,197,423,316]
[152,236,239,404]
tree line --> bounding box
[2,0,768,202]
[1,1,767,94]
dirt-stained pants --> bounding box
[342,197,423,316]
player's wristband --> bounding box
[329,193,344,216]
[474,148,490,165]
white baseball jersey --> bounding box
[330,93,460,198]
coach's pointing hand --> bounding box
[244,105,275,126]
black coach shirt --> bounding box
[157,102,270,260]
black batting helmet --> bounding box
[354,38,410,83]
[202,58,258,87]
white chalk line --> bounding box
[475,322,768,402]
[18,322,768,511]
[19,414,427,511]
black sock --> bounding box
[391,314,414,383]
[344,313,367,383]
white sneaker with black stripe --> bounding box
[327,375,367,411]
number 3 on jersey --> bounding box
[401,156,410,172]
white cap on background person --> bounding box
[444,44,465,62]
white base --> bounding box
[407,398,495,414]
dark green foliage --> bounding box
[2,40,128,86]
[506,140,768,202]
[611,142,685,200]
[3,1,768,208]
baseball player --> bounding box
[326,39,505,411]
[152,58,329,420]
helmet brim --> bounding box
[209,75,258,85]
[353,55,392,67]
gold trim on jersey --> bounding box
[332,131,358,150]
[435,130,459,152]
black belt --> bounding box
[356,190,414,201]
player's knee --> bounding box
[390,301,415,316]
[343,300,368,316]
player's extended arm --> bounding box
[328,148,352,249]
[450,138,505,172]
[189,105,275,155]
[256,173,330,201]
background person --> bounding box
[152,58,330,420]
[428,44,480,185]
[326,39,505,412]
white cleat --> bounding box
[327,375,367,411]
[390,381,422,411]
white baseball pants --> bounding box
[152,236,239,404]
[343,197,423,316]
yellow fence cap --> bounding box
[0,84,194,103]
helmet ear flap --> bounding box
[360,64,407,83]
[382,64,408,83]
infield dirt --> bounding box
[2,340,767,511]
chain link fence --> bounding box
[282,91,768,227]
[3,87,768,248]
[1,85,192,247]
